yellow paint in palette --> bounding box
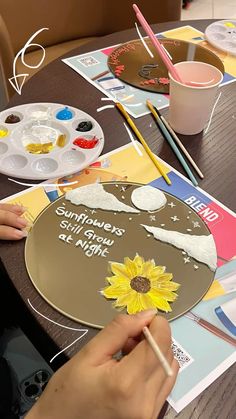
[0,126,8,137]
[56,134,66,147]
[26,142,53,154]
[224,22,236,28]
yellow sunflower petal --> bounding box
[124,257,139,277]
[109,262,131,280]
[107,275,130,286]
[151,273,174,286]
[126,293,157,314]
[152,280,180,292]
[141,260,155,278]
[148,293,172,312]
[114,290,136,308]
[102,281,131,299]
[149,266,166,280]
[148,288,178,302]
[133,254,144,272]
[117,290,139,314]
[140,293,157,311]
[158,273,174,282]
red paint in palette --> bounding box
[73,136,99,149]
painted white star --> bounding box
[184,256,190,264]
[129,217,132,221]
[168,202,176,208]
[187,228,192,232]
[194,264,199,270]
[90,209,97,214]
[192,221,201,228]
[120,186,126,192]
[121,195,125,200]
[171,215,179,222]
[161,223,165,227]
[149,215,156,221]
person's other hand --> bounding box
[27,311,179,419]
[0,203,28,240]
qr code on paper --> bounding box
[77,56,100,67]
[171,338,194,372]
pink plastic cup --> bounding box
[168,61,223,135]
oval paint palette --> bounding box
[205,20,236,56]
[0,103,104,180]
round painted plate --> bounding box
[0,103,104,180]
[25,182,216,329]
[107,38,224,94]
[205,20,236,56]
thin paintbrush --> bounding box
[146,100,198,187]
[185,312,236,347]
[143,326,173,377]
[153,106,204,179]
[116,102,171,185]
[133,4,182,83]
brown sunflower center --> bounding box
[130,276,151,293]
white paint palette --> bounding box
[0,103,104,180]
[205,20,236,56]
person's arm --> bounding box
[26,311,179,419]
[0,203,28,240]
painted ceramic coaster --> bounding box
[25,182,216,329]
[0,103,104,180]
[107,38,224,94]
[205,20,236,56]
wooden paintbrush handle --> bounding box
[199,319,236,347]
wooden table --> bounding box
[0,19,236,418]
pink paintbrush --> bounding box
[133,4,210,88]
[133,4,183,83]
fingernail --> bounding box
[135,309,157,318]
[17,217,28,227]
[13,205,27,213]
[14,229,28,239]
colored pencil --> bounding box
[154,107,204,179]
[133,4,183,83]
[143,326,173,377]
[116,102,171,185]
[146,100,198,187]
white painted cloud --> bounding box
[66,183,139,213]
[142,224,217,271]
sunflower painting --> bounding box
[101,254,180,314]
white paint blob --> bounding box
[131,186,167,211]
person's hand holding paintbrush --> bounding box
[26,312,178,419]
